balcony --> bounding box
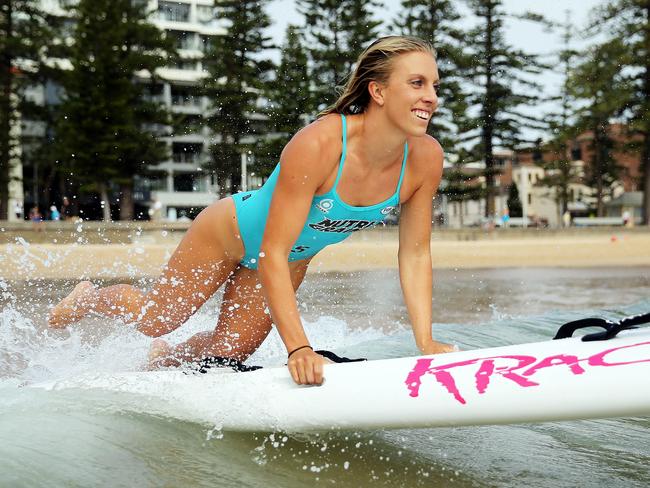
[172,152,201,164]
[156,1,190,23]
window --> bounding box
[135,175,167,192]
[141,83,164,102]
[196,5,214,24]
[176,114,203,135]
[158,1,190,22]
[172,142,202,164]
[168,30,195,50]
[528,194,532,205]
[170,59,197,71]
[571,144,582,161]
[199,35,213,53]
[61,19,76,38]
[173,173,195,192]
[173,173,208,192]
[171,86,200,106]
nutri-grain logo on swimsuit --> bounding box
[316,199,334,213]
[309,217,376,233]
[381,206,395,215]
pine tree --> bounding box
[202,0,273,194]
[569,40,630,216]
[458,0,549,218]
[535,12,582,222]
[506,182,522,218]
[54,0,174,220]
[593,0,650,224]
[255,24,310,177]
[393,0,468,153]
[297,0,383,113]
[0,0,53,219]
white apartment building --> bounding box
[19,0,230,220]
[142,0,226,220]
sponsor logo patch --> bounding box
[309,217,377,233]
[316,199,334,213]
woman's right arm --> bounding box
[257,120,337,385]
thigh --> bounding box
[138,198,244,336]
[206,259,311,360]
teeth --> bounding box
[413,110,429,120]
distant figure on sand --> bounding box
[14,201,23,220]
[49,36,456,386]
[61,196,73,221]
[501,208,510,228]
[29,206,44,232]
[50,205,61,221]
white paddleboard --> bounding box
[33,327,650,432]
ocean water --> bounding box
[1,267,649,487]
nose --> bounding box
[422,85,438,106]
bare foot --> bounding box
[48,281,96,328]
[147,338,179,370]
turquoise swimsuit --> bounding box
[232,114,408,269]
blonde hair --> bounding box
[319,36,437,117]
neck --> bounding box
[350,108,407,169]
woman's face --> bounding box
[381,51,439,136]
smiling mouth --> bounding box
[412,109,430,120]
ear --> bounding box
[368,80,385,107]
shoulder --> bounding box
[406,134,444,185]
[279,114,342,176]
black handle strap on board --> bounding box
[553,312,650,342]
[191,349,367,374]
[313,350,367,364]
[193,356,263,374]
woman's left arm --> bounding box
[398,137,455,355]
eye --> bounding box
[433,83,441,94]
[410,79,424,87]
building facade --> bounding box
[18,0,237,221]
[140,0,225,220]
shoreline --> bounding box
[1,229,649,280]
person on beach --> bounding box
[29,206,44,232]
[48,36,455,385]
[50,205,61,221]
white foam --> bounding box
[1,294,390,386]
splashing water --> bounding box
[1,266,649,487]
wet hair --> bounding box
[319,36,437,117]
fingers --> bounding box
[287,349,326,386]
[314,359,324,385]
[288,361,299,384]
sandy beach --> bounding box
[1,226,649,280]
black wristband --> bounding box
[287,345,313,359]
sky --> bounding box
[266,0,606,86]
[264,0,607,142]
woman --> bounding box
[49,36,455,385]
